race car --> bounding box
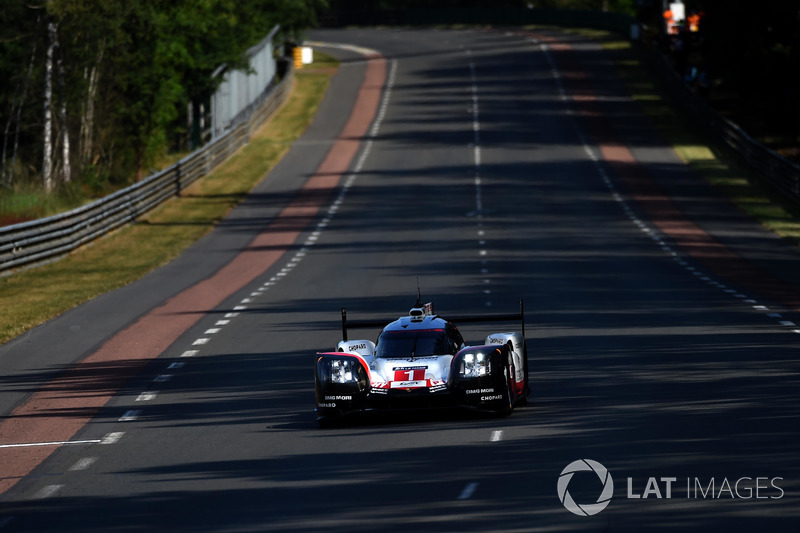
[314,298,529,423]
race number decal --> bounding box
[393,367,426,381]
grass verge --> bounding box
[0,55,338,345]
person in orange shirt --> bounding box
[663,9,677,34]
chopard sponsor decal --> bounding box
[318,403,336,408]
[481,394,503,401]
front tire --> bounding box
[498,362,514,415]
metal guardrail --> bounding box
[0,67,293,275]
[650,50,800,203]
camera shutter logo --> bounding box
[558,459,614,516]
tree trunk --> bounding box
[54,24,71,185]
[42,21,55,192]
[79,51,101,168]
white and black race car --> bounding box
[314,299,529,423]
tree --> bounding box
[1,0,329,192]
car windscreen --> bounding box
[375,329,451,358]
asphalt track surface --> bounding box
[1,28,799,531]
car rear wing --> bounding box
[341,298,525,341]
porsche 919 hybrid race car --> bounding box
[314,299,529,423]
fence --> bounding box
[211,25,280,139]
[0,63,292,275]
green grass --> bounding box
[0,186,83,224]
[0,54,338,344]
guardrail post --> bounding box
[175,161,182,197]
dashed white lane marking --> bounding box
[180,350,198,358]
[33,484,63,500]
[153,374,172,383]
[69,457,97,471]
[458,482,479,500]
[168,362,185,370]
[0,439,101,449]
[119,410,141,422]
[779,321,796,326]
[135,391,158,402]
[100,432,124,445]
[192,338,209,346]
[490,430,503,442]
[204,328,221,335]
[468,60,491,308]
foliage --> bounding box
[0,0,327,201]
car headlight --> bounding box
[329,359,357,383]
[462,351,491,378]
